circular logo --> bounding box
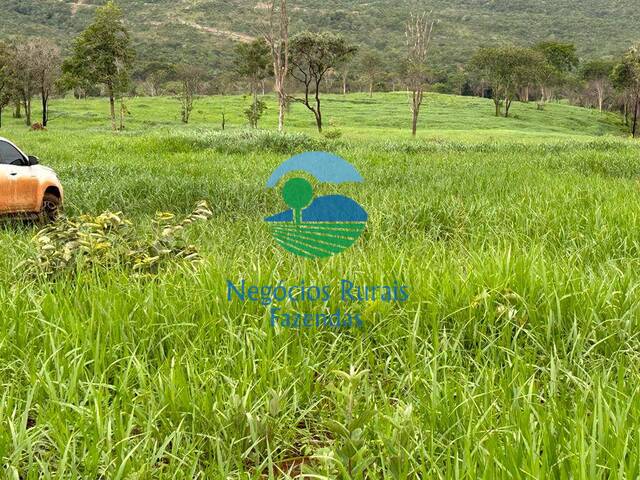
[264,152,368,259]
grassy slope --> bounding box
[1,94,640,477]
[27,91,629,138]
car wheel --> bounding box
[40,193,61,223]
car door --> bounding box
[0,140,38,212]
[0,141,20,212]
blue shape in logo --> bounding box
[265,195,369,223]
[265,151,364,187]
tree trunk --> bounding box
[633,97,639,138]
[278,93,285,131]
[252,89,258,128]
[13,101,21,119]
[0,107,3,128]
[342,75,347,94]
[624,101,629,125]
[504,98,511,117]
[411,108,418,137]
[596,85,603,112]
[494,98,501,117]
[42,91,48,127]
[23,98,31,126]
[369,82,373,97]
[524,85,529,102]
[108,84,116,131]
[119,98,126,130]
[314,81,322,132]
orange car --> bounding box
[0,137,63,222]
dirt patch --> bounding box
[70,0,88,16]
[176,19,254,43]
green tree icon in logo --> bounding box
[282,177,313,225]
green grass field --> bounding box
[1,92,640,478]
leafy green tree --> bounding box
[611,46,640,137]
[581,59,615,112]
[535,41,579,73]
[62,1,135,130]
[358,50,384,97]
[289,31,357,132]
[138,61,174,96]
[234,39,271,128]
[534,41,578,102]
[244,98,267,128]
[449,65,468,96]
[471,46,540,117]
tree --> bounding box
[139,61,173,96]
[244,98,267,128]
[339,58,354,94]
[512,48,547,111]
[9,40,39,127]
[263,0,289,132]
[534,41,578,103]
[581,59,615,112]
[63,1,135,130]
[449,65,467,96]
[611,46,640,138]
[175,64,205,124]
[0,42,13,128]
[289,32,357,132]
[535,41,579,73]
[405,12,435,136]
[32,39,62,127]
[359,50,384,97]
[234,39,271,128]
[471,46,544,117]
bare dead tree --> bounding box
[10,40,39,127]
[263,0,289,132]
[340,62,351,94]
[405,11,435,137]
[32,39,62,127]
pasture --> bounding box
[1,92,640,478]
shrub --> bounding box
[323,128,343,139]
[244,98,268,128]
[25,201,213,278]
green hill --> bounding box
[1,0,640,70]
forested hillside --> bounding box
[2,0,640,71]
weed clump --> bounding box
[26,201,213,277]
[170,129,337,154]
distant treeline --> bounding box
[1,0,640,137]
